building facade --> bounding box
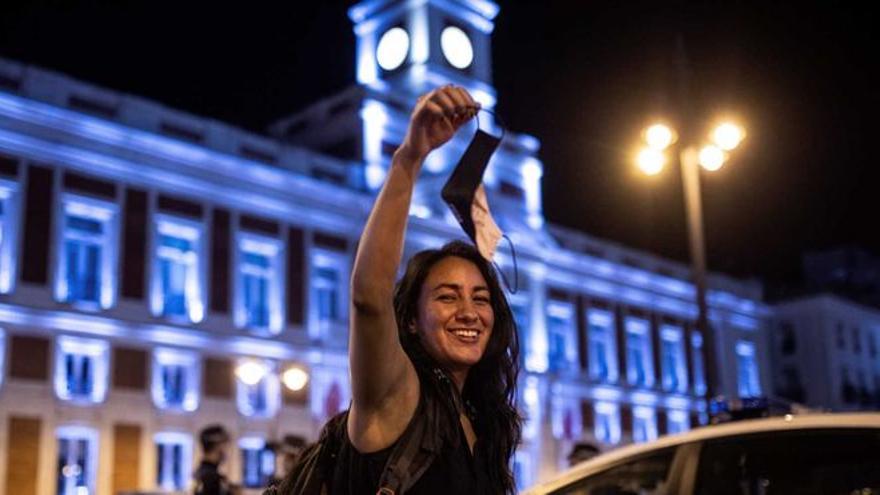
[0,1,770,493]
[771,294,880,412]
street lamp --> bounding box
[635,120,745,400]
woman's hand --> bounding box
[398,85,480,163]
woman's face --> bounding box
[415,256,495,374]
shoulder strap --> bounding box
[376,379,445,495]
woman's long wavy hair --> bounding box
[394,241,522,494]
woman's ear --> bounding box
[408,319,418,334]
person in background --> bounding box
[567,441,601,466]
[267,434,308,486]
[193,424,240,495]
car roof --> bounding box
[522,413,880,495]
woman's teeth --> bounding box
[452,329,478,339]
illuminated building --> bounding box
[0,1,769,493]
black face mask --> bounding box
[441,110,504,258]
[441,110,519,292]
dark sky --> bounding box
[1,1,878,290]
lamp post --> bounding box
[636,121,745,401]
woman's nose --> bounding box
[455,301,478,321]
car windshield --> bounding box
[695,428,880,495]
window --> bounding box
[594,402,621,445]
[151,216,205,323]
[778,320,797,355]
[695,429,880,495]
[55,195,118,308]
[0,180,21,294]
[660,324,688,393]
[155,432,192,491]
[632,406,658,443]
[54,336,109,403]
[853,327,862,354]
[151,348,199,411]
[547,302,578,373]
[691,333,707,395]
[239,437,276,488]
[309,250,348,340]
[552,448,675,495]
[236,234,284,333]
[841,367,857,403]
[587,309,618,383]
[236,359,280,418]
[625,317,654,388]
[736,341,761,397]
[56,426,98,495]
[666,410,689,435]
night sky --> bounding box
[1,1,877,293]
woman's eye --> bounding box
[438,294,456,301]
[474,296,490,304]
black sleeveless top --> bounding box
[330,384,494,494]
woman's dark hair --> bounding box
[394,240,522,494]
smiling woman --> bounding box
[337,86,521,494]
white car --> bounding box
[522,413,880,495]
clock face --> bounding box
[376,27,410,71]
[441,26,474,69]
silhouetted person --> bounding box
[267,434,308,486]
[567,441,601,466]
[193,424,240,495]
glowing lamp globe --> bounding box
[282,367,309,392]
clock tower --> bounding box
[270,0,546,239]
[348,0,499,109]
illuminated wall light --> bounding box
[282,366,309,392]
[376,27,410,71]
[441,26,474,69]
[236,359,281,418]
[235,360,268,386]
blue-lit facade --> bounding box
[0,1,770,493]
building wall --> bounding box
[772,294,880,412]
[0,7,771,490]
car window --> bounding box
[695,428,880,495]
[551,448,676,495]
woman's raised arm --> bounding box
[348,86,478,451]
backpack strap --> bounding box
[376,371,452,495]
